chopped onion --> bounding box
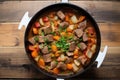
[34,55,40,62]
[72,63,79,72]
[69,25,74,30]
[91,44,96,53]
[74,60,80,66]
[86,49,93,58]
[71,15,78,23]
[39,18,44,26]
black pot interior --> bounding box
[24,3,101,78]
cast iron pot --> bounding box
[24,3,101,79]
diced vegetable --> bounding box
[79,16,85,22]
[53,36,60,41]
[74,48,79,56]
[35,55,40,62]
[33,27,38,34]
[39,18,44,26]
[72,63,79,72]
[28,45,35,51]
[53,68,59,74]
[60,32,66,36]
[55,51,60,57]
[71,15,78,23]
[74,55,79,59]
[65,15,69,22]
[54,16,58,20]
[67,63,73,70]
[42,16,49,22]
[91,44,96,53]
[86,49,93,58]
[35,22,40,28]
[38,58,45,67]
[31,50,38,58]
[74,60,80,66]
[51,22,55,32]
[67,25,74,32]
[51,44,58,52]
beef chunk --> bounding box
[59,21,69,28]
[66,52,74,56]
[83,33,88,42]
[73,35,79,41]
[42,27,52,35]
[43,54,52,62]
[57,62,67,70]
[50,61,57,69]
[65,57,73,64]
[41,46,49,54]
[28,37,35,45]
[69,42,76,51]
[77,55,87,65]
[45,35,54,42]
[79,42,87,51]
[39,36,44,43]
[74,29,83,38]
[78,20,87,30]
[57,10,65,20]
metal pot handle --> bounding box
[61,0,68,3]
[18,11,31,30]
[95,45,108,68]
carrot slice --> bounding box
[65,15,69,22]
[51,45,58,52]
[53,68,59,74]
[33,27,38,34]
[67,64,73,70]
[74,55,79,59]
[53,36,60,41]
[38,58,45,67]
[74,48,79,56]
[79,16,85,22]
[31,50,38,58]
[61,32,66,36]
[28,45,35,51]
[55,51,60,57]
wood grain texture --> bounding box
[0,23,120,47]
[0,47,119,79]
[0,1,120,22]
[0,22,120,79]
[0,0,120,79]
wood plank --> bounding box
[0,47,119,78]
[0,1,120,22]
[0,23,120,47]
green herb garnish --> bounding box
[34,36,39,42]
[77,44,81,48]
[56,36,69,52]
[79,37,83,41]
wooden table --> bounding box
[0,0,120,80]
